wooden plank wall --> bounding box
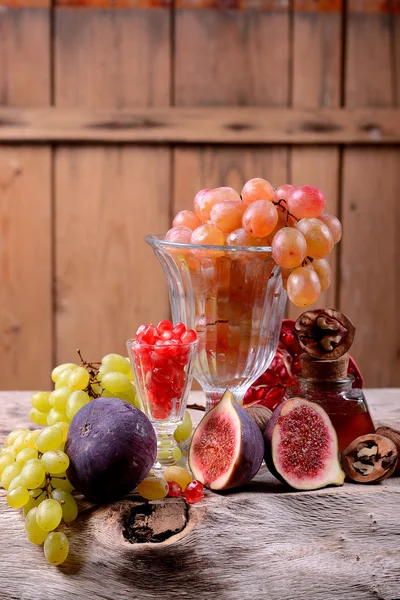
[0,0,399,390]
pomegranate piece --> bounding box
[264,397,345,490]
[189,390,264,490]
[167,481,183,497]
[157,319,173,334]
[185,480,204,504]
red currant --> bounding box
[185,480,204,504]
[167,481,182,497]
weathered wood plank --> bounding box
[0,390,399,600]
[53,7,171,364]
[0,106,400,143]
[288,0,343,322]
[340,3,400,387]
[0,7,52,390]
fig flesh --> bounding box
[189,390,264,490]
[264,397,344,490]
[65,397,157,503]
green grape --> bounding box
[137,477,169,500]
[173,446,182,462]
[30,408,49,426]
[47,408,69,426]
[101,372,132,394]
[0,453,15,477]
[8,475,24,491]
[57,422,69,442]
[66,390,90,420]
[1,463,22,489]
[109,388,137,406]
[41,450,69,474]
[90,382,103,396]
[1,446,16,458]
[51,488,78,523]
[23,489,45,516]
[68,366,90,391]
[97,364,113,381]
[16,447,38,466]
[35,426,63,453]
[44,532,69,565]
[55,368,75,389]
[36,499,62,531]
[20,459,46,489]
[50,473,74,493]
[13,434,30,453]
[49,387,72,410]
[25,507,48,544]
[101,353,131,375]
[174,411,193,443]
[51,363,78,383]
[23,431,40,449]
[31,392,51,413]
[5,428,29,446]
[7,486,30,508]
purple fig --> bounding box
[264,397,345,490]
[189,390,264,490]
[65,397,157,503]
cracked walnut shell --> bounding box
[341,434,398,483]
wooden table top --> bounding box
[0,390,399,600]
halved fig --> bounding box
[189,390,264,490]
[264,397,345,490]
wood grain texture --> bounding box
[0,390,399,600]
[1,106,400,143]
[54,7,171,365]
[173,5,290,236]
[0,6,52,389]
[340,5,400,387]
[288,0,343,322]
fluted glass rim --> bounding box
[145,233,272,253]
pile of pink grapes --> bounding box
[165,179,342,308]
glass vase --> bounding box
[145,235,287,412]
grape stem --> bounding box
[272,199,299,223]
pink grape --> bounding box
[197,187,241,222]
[318,214,342,244]
[226,228,270,247]
[271,227,307,269]
[287,185,326,219]
[173,210,201,231]
[287,266,321,307]
[312,258,332,291]
[165,227,192,244]
[295,218,334,259]
[242,200,278,238]
[191,223,226,246]
[210,200,244,234]
[193,189,210,221]
[242,178,275,206]
[273,184,295,205]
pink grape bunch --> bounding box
[165,179,342,308]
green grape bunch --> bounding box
[30,351,140,428]
[1,351,194,566]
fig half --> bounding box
[189,390,264,490]
[264,397,345,490]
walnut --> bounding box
[245,405,272,433]
[375,426,400,472]
[341,434,398,483]
[294,308,355,360]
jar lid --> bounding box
[300,352,349,381]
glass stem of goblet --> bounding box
[153,427,179,474]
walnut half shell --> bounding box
[294,308,356,360]
[341,434,398,483]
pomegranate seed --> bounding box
[185,480,204,504]
[135,324,147,341]
[161,330,173,341]
[180,329,197,344]
[172,322,186,339]
[157,320,173,334]
[140,324,158,345]
[167,481,183,497]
